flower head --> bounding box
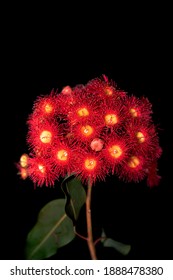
[19,75,162,188]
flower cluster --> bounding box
[18,75,162,187]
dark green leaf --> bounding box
[61,174,86,224]
[25,199,75,260]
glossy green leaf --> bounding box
[61,174,86,224]
[25,199,75,260]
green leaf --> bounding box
[25,199,75,260]
[101,230,131,255]
[61,174,86,224]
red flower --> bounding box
[72,150,108,184]
[86,76,127,102]
[50,140,75,178]
[118,155,147,183]
[70,122,102,144]
[55,90,75,117]
[27,116,60,155]
[100,102,125,130]
[67,86,101,126]
[125,122,162,160]
[123,95,153,123]
[27,156,57,187]
[32,89,58,118]
[102,133,130,174]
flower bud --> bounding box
[90,138,104,151]
[62,86,72,95]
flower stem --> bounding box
[86,179,97,260]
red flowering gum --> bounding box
[31,90,58,118]
[86,76,127,103]
[27,117,60,155]
[124,95,153,123]
[73,151,108,184]
[68,104,93,126]
[102,108,123,130]
[55,89,75,117]
[94,96,125,133]
[102,133,130,174]
[70,122,102,144]
[125,122,162,160]
[19,74,162,188]
[27,156,57,187]
[118,155,147,183]
[50,141,74,177]
[58,85,85,117]
[67,87,101,126]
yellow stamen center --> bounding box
[38,164,45,173]
[57,149,68,161]
[108,145,122,158]
[77,107,89,117]
[105,114,118,125]
[40,130,52,143]
[81,125,93,137]
[84,159,97,170]
[128,156,140,168]
[130,108,138,117]
[105,87,113,96]
[136,131,145,143]
[45,103,53,113]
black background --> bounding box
[2,4,173,260]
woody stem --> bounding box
[86,179,97,260]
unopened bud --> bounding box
[90,138,104,151]
[62,86,72,95]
